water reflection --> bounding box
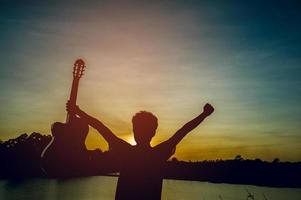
[1,176,300,200]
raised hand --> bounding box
[203,103,214,116]
[167,103,215,148]
[66,100,80,114]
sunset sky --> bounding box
[0,1,300,161]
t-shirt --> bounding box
[113,140,175,200]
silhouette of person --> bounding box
[67,101,214,200]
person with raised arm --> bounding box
[67,101,214,200]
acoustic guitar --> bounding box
[41,59,89,177]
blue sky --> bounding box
[0,1,300,161]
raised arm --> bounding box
[66,101,128,149]
[166,103,214,148]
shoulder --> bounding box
[110,138,132,152]
[153,140,176,160]
[154,139,174,150]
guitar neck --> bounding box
[66,77,80,123]
[66,59,86,123]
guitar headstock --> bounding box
[73,59,86,78]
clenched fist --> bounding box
[203,103,214,116]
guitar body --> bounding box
[41,59,90,177]
[41,118,89,177]
[51,118,89,144]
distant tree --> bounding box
[234,155,243,161]
[272,158,280,163]
[255,158,262,163]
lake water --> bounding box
[0,176,300,200]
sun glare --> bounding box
[125,135,137,145]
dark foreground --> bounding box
[1,133,301,188]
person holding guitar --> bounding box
[41,59,93,177]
